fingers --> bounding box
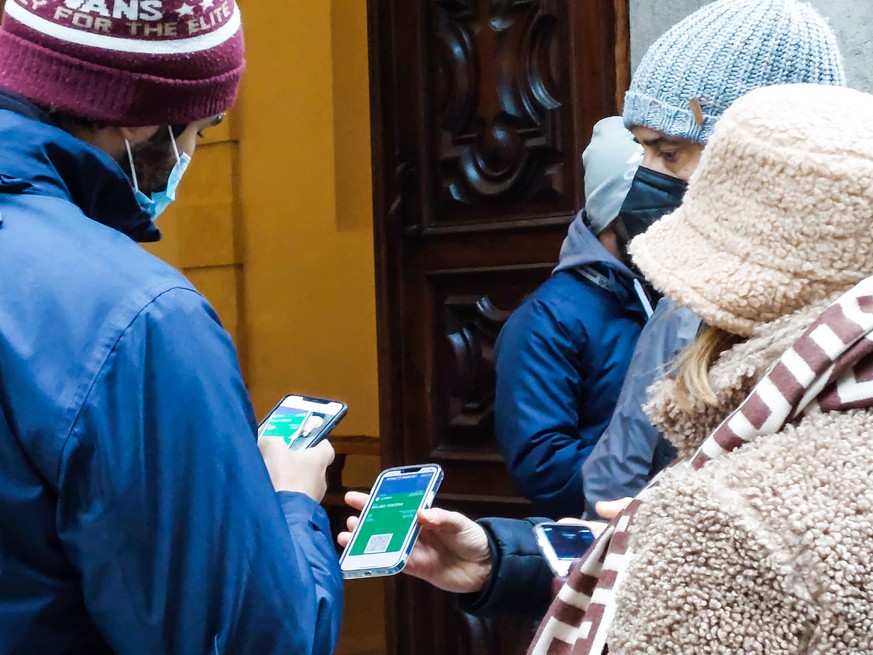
[556,517,586,525]
[336,495,366,551]
[258,436,334,468]
[308,439,335,466]
[595,497,633,519]
[417,507,474,533]
[338,513,359,549]
[257,438,335,499]
[344,491,369,511]
[257,432,288,456]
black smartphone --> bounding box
[257,394,347,450]
[533,522,596,577]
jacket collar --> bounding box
[0,90,160,242]
[553,210,652,314]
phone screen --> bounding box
[258,395,345,448]
[260,406,311,446]
[539,524,595,560]
[349,470,434,557]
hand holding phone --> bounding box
[339,465,443,579]
[338,490,492,593]
[258,438,335,501]
[534,522,596,577]
[258,395,347,450]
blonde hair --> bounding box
[673,325,742,410]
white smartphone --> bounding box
[257,394,347,451]
[533,522,596,577]
[339,464,443,579]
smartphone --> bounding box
[533,522,596,577]
[339,464,443,579]
[257,394,347,450]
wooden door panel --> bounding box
[426,263,553,497]
[369,0,629,652]
[389,0,623,238]
[430,0,573,227]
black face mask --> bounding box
[612,166,688,249]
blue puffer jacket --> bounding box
[0,98,342,654]
[494,215,649,518]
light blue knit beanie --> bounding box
[623,0,846,144]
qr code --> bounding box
[364,534,392,554]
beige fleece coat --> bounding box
[608,299,873,654]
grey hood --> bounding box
[554,210,638,282]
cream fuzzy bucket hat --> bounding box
[630,83,873,336]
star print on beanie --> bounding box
[0,0,245,126]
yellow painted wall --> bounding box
[237,0,378,437]
[147,0,379,438]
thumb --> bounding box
[417,507,472,534]
[595,497,633,519]
[344,491,369,511]
[258,432,288,453]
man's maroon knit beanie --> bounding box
[0,0,245,125]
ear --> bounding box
[74,125,163,164]
[70,124,159,160]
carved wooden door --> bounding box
[368,1,628,652]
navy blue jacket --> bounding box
[458,517,553,620]
[494,221,648,518]
[0,100,342,654]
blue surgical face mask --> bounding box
[125,126,191,220]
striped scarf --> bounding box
[529,276,873,655]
